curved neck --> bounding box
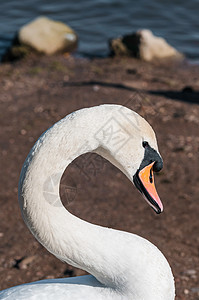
[18,105,174,299]
[19,106,131,284]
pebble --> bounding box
[93,85,100,92]
[34,105,44,113]
[18,255,37,270]
[184,289,189,295]
[20,129,27,135]
[183,269,197,279]
[185,269,197,276]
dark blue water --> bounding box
[0,0,199,62]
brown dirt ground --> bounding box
[0,54,199,299]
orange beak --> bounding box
[134,162,163,213]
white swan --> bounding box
[0,104,175,300]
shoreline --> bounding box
[0,54,199,299]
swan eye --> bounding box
[142,141,149,148]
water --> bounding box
[0,0,199,62]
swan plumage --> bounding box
[0,104,175,300]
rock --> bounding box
[184,269,197,277]
[19,17,78,55]
[184,289,189,295]
[109,29,183,61]
[2,17,78,61]
[18,255,37,269]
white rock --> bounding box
[110,29,183,61]
[18,17,78,55]
[139,29,181,61]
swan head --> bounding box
[132,140,163,214]
[95,105,163,214]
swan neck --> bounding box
[18,105,175,298]
[18,106,133,289]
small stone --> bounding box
[163,116,172,122]
[20,129,27,135]
[0,232,4,237]
[18,255,37,270]
[184,269,197,276]
[184,289,189,294]
[34,105,44,113]
[93,85,100,92]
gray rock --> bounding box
[110,29,183,61]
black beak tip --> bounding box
[152,205,162,214]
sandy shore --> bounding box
[0,54,199,299]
